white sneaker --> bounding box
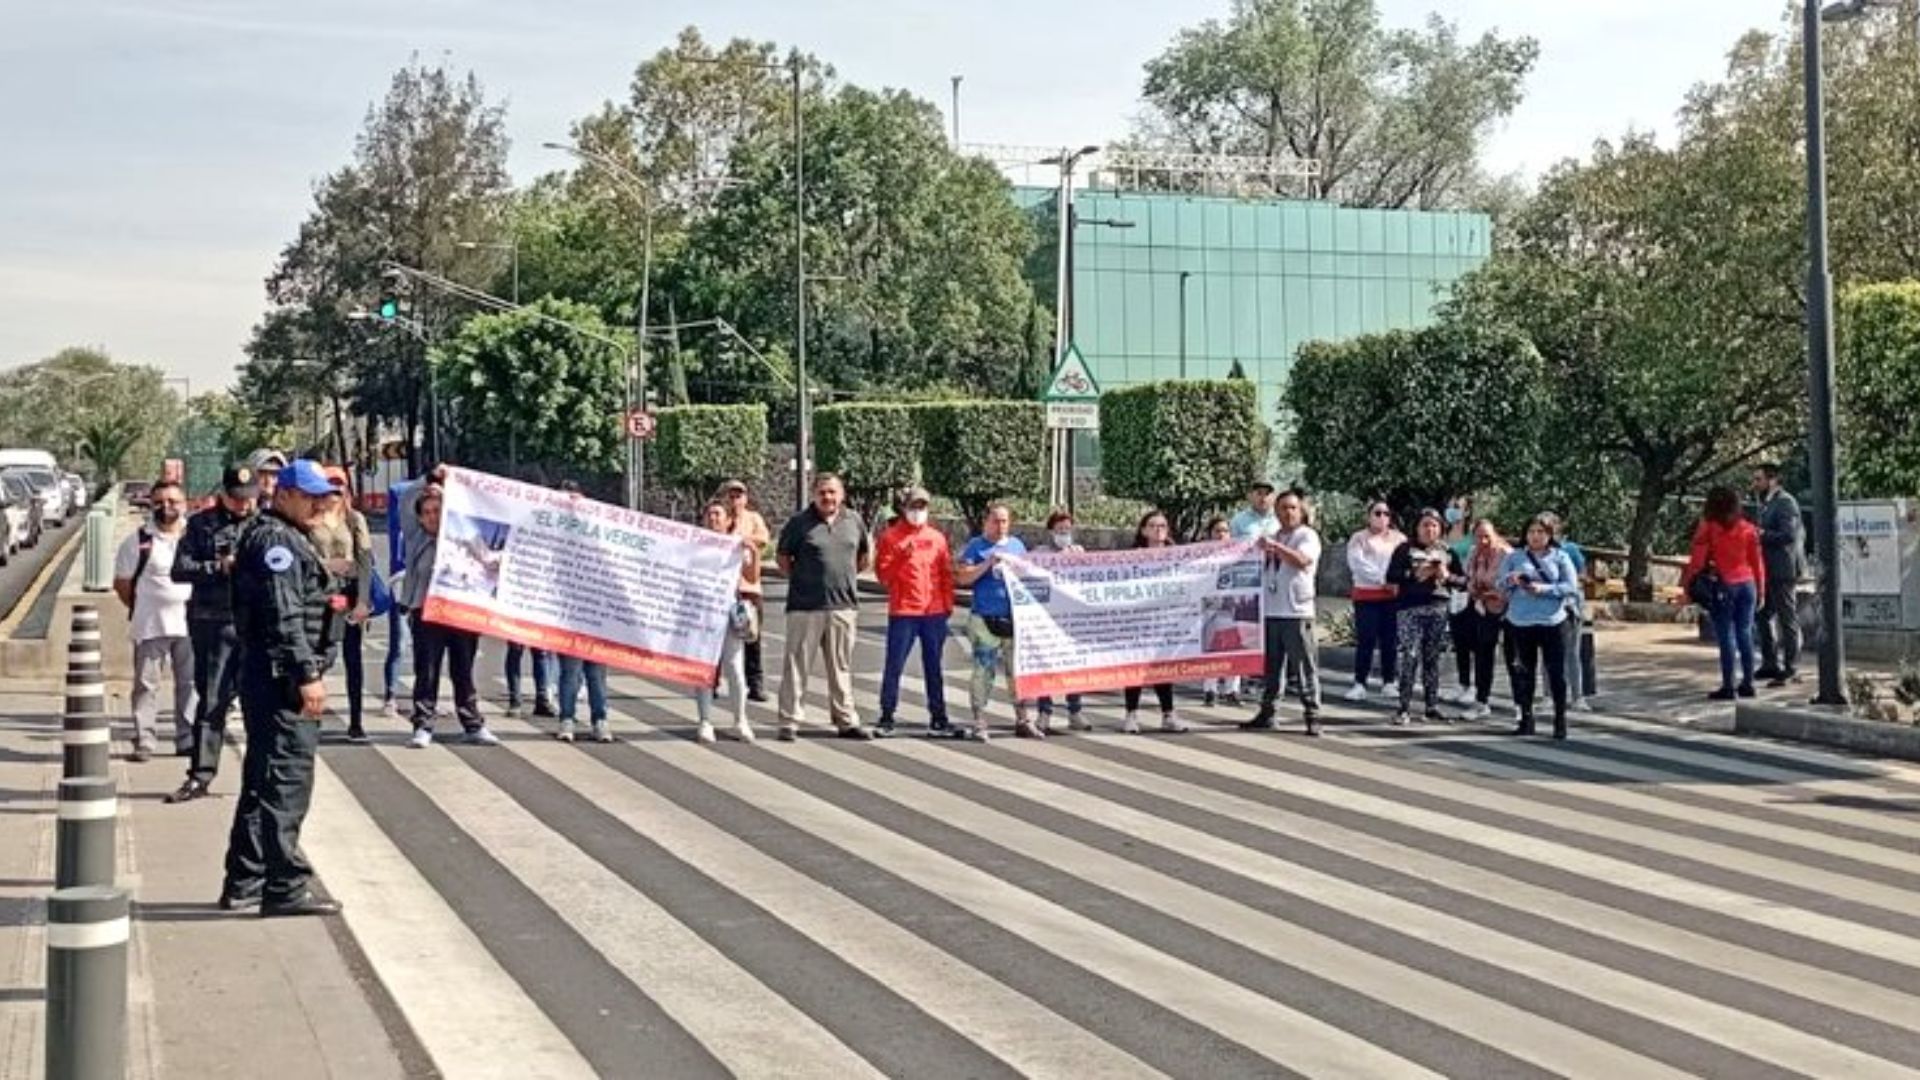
[1464,702,1491,720]
[1068,712,1093,732]
[1159,712,1190,734]
[556,720,575,743]
[382,700,401,719]
[1444,687,1470,705]
[1391,711,1411,727]
[590,721,612,744]
[1574,697,1595,713]
[696,722,717,745]
[1342,682,1369,703]
[407,728,433,749]
[1511,703,1525,720]
[1367,679,1386,694]
[463,727,501,747]
[1122,711,1142,734]
[730,721,757,744]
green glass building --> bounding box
[1031,187,1493,414]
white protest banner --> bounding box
[1001,540,1266,698]
[421,468,743,688]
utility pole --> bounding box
[1178,271,1192,379]
[1804,0,1847,706]
[950,76,963,146]
[793,52,811,513]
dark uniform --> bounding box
[220,508,342,909]
[171,499,255,792]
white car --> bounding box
[63,472,88,510]
[0,473,34,553]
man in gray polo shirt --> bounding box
[776,472,875,742]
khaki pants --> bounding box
[132,635,197,753]
[778,609,860,731]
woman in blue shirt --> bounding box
[1497,515,1582,740]
[955,502,1037,740]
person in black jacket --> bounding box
[1388,509,1466,726]
[166,466,259,803]
[219,460,345,917]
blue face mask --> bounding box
[1444,507,1464,527]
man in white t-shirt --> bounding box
[1245,489,1323,736]
[113,479,197,762]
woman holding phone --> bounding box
[1498,515,1583,739]
[1387,509,1465,725]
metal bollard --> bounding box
[82,512,116,593]
[44,886,129,1080]
[55,777,116,889]
[62,670,111,781]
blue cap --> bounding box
[282,459,337,497]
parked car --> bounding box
[6,467,68,526]
[1,473,40,550]
[63,472,88,510]
[122,480,153,510]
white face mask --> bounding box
[1052,531,1074,549]
[905,508,929,526]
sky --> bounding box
[0,0,1794,394]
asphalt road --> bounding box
[136,582,1920,1077]
[0,514,81,632]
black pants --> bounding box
[1470,612,1514,706]
[186,620,242,786]
[1755,574,1801,674]
[1449,609,1477,688]
[222,666,320,902]
[1124,684,1175,713]
[410,613,482,732]
[1511,623,1569,727]
[342,621,365,728]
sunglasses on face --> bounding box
[1370,509,1391,517]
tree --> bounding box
[0,347,183,483]
[814,403,923,524]
[1838,282,1920,497]
[1285,324,1544,516]
[1102,381,1266,539]
[431,299,630,479]
[915,403,1047,530]
[1137,0,1538,208]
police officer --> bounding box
[218,459,345,917]
[166,464,259,803]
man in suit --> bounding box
[1751,463,1807,687]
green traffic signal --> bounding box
[378,298,398,320]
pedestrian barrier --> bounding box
[61,607,111,781]
[43,886,128,1080]
[81,509,115,593]
[55,777,116,889]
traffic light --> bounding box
[378,297,399,321]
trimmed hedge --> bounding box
[653,404,769,497]
[814,402,922,523]
[1100,380,1265,539]
[915,401,1047,530]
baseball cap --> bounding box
[718,479,748,495]
[281,459,337,497]
[246,449,288,473]
[902,485,932,507]
[221,465,259,498]
[1248,479,1276,493]
[322,465,349,490]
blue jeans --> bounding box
[1352,598,1399,684]
[505,643,555,707]
[558,656,608,723]
[1036,694,1082,716]
[880,614,949,722]
[382,606,410,702]
[1712,581,1758,690]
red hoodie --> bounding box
[874,520,954,616]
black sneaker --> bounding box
[837,725,876,741]
[1240,708,1278,731]
[1305,716,1322,738]
[748,688,769,703]
[165,779,210,804]
[1223,693,1244,708]
[1736,683,1756,699]
[875,716,897,739]
[1707,686,1737,701]
[217,889,261,912]
[928,715,953,737]
[261,892,343,918]
[1767,668,1799,688]
[532,698,557,719]
[1752,666,1784,682]
[345,724,371,745]
[1203,691,1217,708]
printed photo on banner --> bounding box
[420,468,744,687]
[1001,540,1267,698]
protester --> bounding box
[1681,487,1766,701]
[1034,509,1088,732]
[1461,519,1514,721]
[1441,497,1480,704]
[721,479,773,701]
[503,641,556,719]
[694,499,759,744]
[1245,490,1322,735]
[776,473,875,741]
[873,486,954,737]
[381,478,414,718]
[954,502,1039,740]
[114,478,196,763]
[1201,515,1243,708]
[220,459,344,917]
[307,465,374,743]
[1751,464,1806,688]
[1344,500,1404,702]
[547,480,613,743]
[1388,509,1466,725]
[1499,515,1583,739]
[245,449,286,510]
[1540,512,1594,712]
[1122,510,1189,734]
[400,477,497,747]
[166,465,258,803]
[1230,481,1280,541]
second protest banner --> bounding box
[420,468,744,688]
[1001,540,1267,699]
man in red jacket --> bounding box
[874,486,954,737]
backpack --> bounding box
[124,527,155,615]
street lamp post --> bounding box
[1178,271,1192,380]
[349,309,438,463]
[455,238,519,305]
[1042,146,1101,513]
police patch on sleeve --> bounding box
[263,545,295,573]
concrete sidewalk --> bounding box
[0,681,425,1080]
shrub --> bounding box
[814,403,922,526]
[1839,282,1920,498]
[915,401,1047,531]
[653,404,768,502]
[1100,380,1265,540]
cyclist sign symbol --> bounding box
[1041,344,1102,403]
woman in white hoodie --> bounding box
[1344,500,1405,701]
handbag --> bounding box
[730,599,760,643]
[1686,551,1725,609]
[366,568,394,618]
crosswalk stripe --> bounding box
[806,740,1697,1079]
[847,738,1920,1079]
[305,757,598,1080]
[595,704,1440,1080]
[391,744,888,1080]
[974,732,1920,1051]
[485,720,1171,1080]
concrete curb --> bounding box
[1734,701,1920,763]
